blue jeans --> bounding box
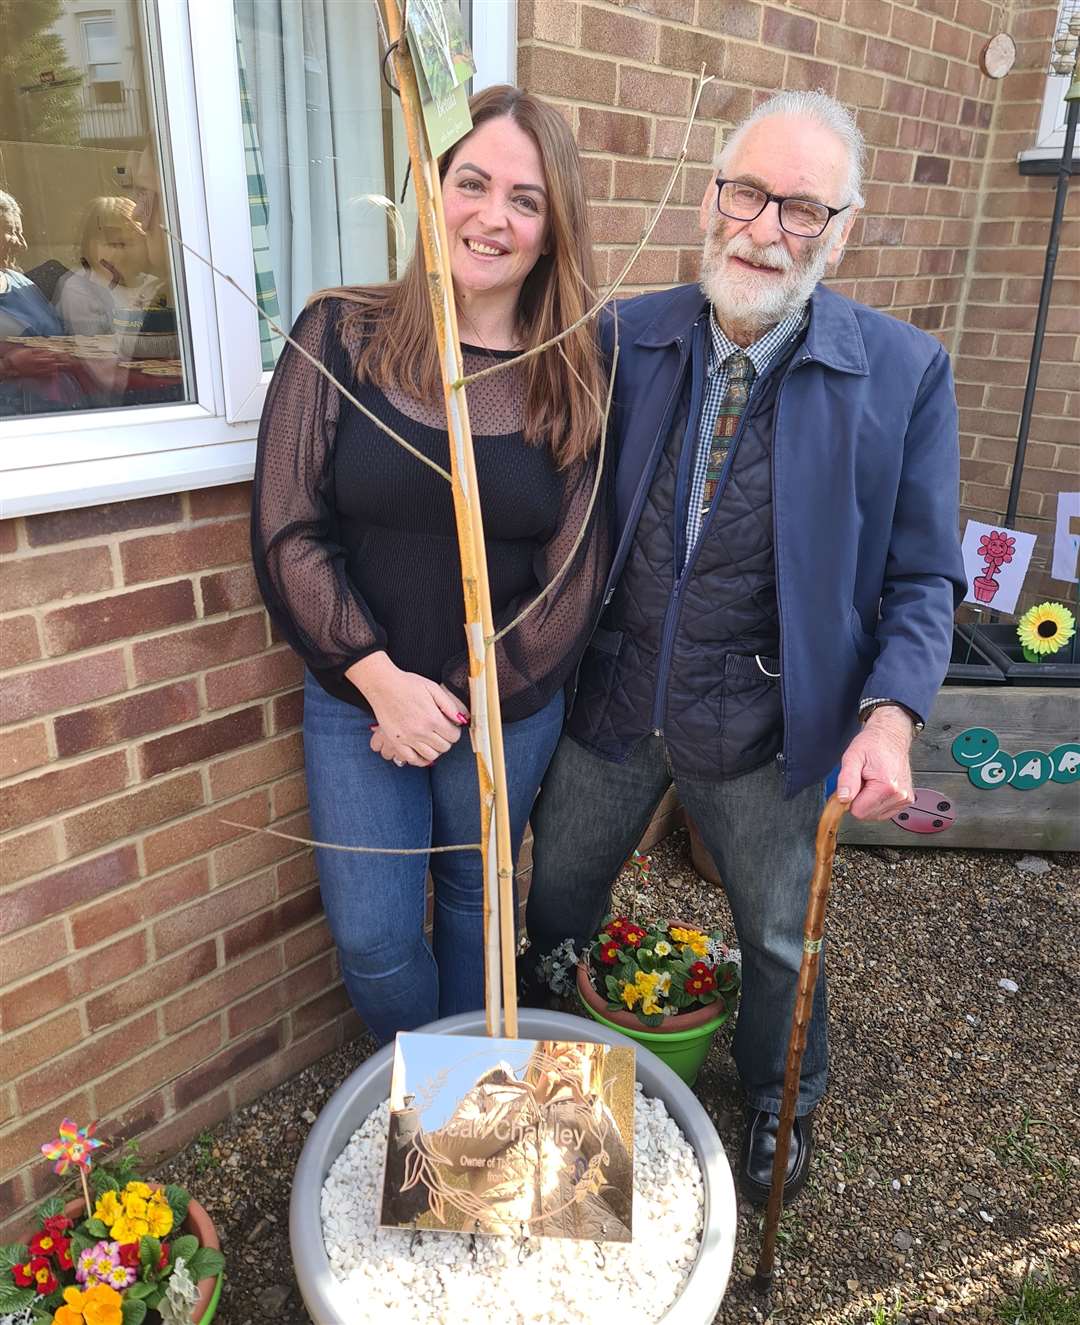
[525,733,827,1114]
[303,673,564,1045]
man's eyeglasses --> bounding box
[715,179,851,239]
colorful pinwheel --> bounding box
[41,1119,103,1176]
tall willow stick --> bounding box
[380,0,517,1038]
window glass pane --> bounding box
[0,0,191,418]
[234,0,416,370]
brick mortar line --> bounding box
[0,510,250,560]
[0,776,303,902]
[5,950,339,1109]
[0,693,298,793]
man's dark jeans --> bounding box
[526,732,827,1114]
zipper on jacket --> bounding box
[770,349,814,792]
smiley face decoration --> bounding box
[951,727,1080,790]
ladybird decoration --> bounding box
[892,789,955,834]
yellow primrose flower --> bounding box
[641,996,662,1016]
[653,940,672,957]
[621,981,642,1009]
[93,1191,123,1227]
[122,1195,148,1220]
[124,1181,153,1200]
[634,970,659,993]
[108,1216,132,1243]
[656,971,672,995]
[145,1202,173,1237]
[670,926,708,957]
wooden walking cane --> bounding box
[753,791,848,1293]
[380,0,520,1038]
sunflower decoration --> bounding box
[1016,601,1076,662]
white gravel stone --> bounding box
[320,1084,703,1323]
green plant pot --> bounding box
[575,963,731,1086]
[197,1271,223,1324]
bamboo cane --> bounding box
[753,792,848,1294]
[379,0,517,1038]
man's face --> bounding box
[698,116,858,336]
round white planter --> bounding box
[290,1009,737,1324]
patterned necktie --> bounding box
[699,350,755,526]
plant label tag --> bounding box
[380,1033,636,1242]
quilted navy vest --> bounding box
[568,317,806,780]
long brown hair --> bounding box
[314,85,602,467]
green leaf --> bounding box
[94,1170,121,1195]
[0,1282,38,1313]
[125,1280,155,1301]
[1020,645,1042,664]
[188,1246,225,1281]
[36,1195,65,1221]
[139,1235,162,1274]
[71,1228,97,1259]
[121,1297,148,1325]
[145,1288,164,1311]
[164,1184,190,1226]
[84,1217,110,1239]
[0,1243,29,1274]
[637,1012,665,1028]
[169,1234,199,1265]
[603,974,620,999]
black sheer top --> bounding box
[251,296,611,723]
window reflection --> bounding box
[0,0,187,419]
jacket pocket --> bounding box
[848,605,880,662]
[719,653,783,773]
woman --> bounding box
[252,86,609,1044]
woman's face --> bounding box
[0,205,27,269]
[442,115,549,309]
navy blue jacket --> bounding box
[596,282,966,797]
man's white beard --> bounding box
[700,227,832,339]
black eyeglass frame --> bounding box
[714,178,851,238]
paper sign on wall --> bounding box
[961,520,1037,616]
[1051,492,1080,584]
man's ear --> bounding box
[698,176,716,233]
[827,208,859,269]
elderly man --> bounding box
[523,90,965,1203]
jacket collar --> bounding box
[630,280,868,376]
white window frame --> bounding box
[1018,68,1079,164]
[2,0,515,519]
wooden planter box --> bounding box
[958,622,1080,687]
[839,682,1080,851]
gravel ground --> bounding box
[157,832,1080,1324]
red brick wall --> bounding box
[519,0,1078,611]
[0,487,356,1232]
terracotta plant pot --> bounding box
[18,1189,221,1325]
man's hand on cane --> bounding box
[836,705,915,820]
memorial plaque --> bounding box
[380,1034,635,1242]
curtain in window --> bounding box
[234,0,411,352]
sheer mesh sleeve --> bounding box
[442,450,613,723]
[251,297,387,678]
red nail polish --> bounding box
[457,713,469,724]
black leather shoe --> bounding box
[739,1108,814,1205]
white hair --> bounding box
[0,190,22,221]
[716,90,866,211]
